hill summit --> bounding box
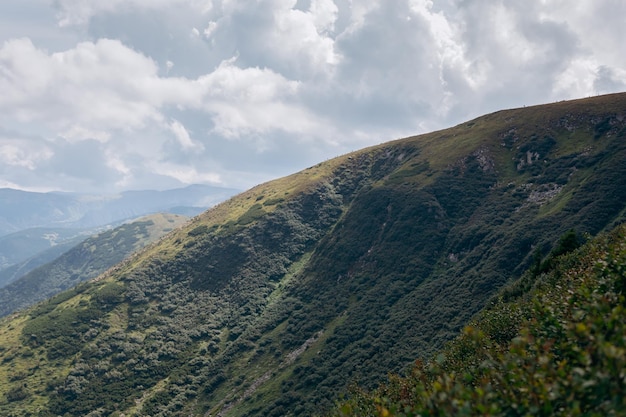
[0,93,625,416]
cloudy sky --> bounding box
[1,0,624,193]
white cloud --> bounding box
[0,37,313,141]
[169,119,203,150]
[203,21,218,38]
[552,57,599,98]
[194,58,320,139]
[203,0,341,78]
[59,126,111,143]
[105,153,130,176]
[0,0,624,194]
[310,0,339,33]
[0,140,52,169]
[0,38,164,130]
[273,2,341,69]
[153,162,222,185]
[0,38,53,112]
[0,29,326,191]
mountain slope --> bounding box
[334,224,626,416]
[0,213,188,318]
[0,93,625,416]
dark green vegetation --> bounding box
[0,213,188,317]
[0,93,625,416]
[334,224,626,416]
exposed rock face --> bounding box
[528,183,563,205]
[473,146,496,172]
[517,150,540,170]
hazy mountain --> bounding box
[0,227,91,274]
[0,93,624,416]
[0,184,238,282]
[0,184,239,237]
[0,234,87,287]
[0,213,188,318]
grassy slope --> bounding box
[0,93,624,416]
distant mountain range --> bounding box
[0,184,239,237]
[0,213,189,318]
[0,229,88,287]
[0,184,239,277]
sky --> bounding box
[0,0,625,194]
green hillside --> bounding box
[334,224,626,416]
[0,93,625,416]
[0,213,188,318]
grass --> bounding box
[0,314,71,415]
[124,378,170,417]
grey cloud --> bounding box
[0,132,116,192]
[595,66,626,95]
[87,8,218,78]
[303,1,461,133]
[454,2,580,98]
[203,0,340,80]
[42,140,116,182]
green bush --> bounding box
[188,224,210,236]
[237,203,266,225]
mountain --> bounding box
[0,213,188,318]
[0,235,85,288]
[0,93,625,416]
[0,184,238,283]
[334,224,626,416]
[0,184,238,237]
[0,227,90,276]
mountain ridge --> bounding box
[0,93,625,416]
